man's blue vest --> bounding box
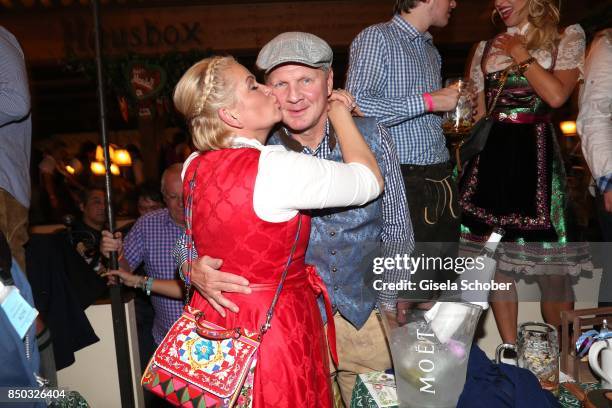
[268,117,384,329]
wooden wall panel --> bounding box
[1,0,603,137]
[1,1,393,62]
[0,0,600,64]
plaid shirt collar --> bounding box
[392,14,433,44]
[277,119,337,157]
[167,214,180,228]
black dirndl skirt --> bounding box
[459,120,561,243]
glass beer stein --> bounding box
[442,78,476,143]
[496,322,560,396]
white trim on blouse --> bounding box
[469,24,586,93]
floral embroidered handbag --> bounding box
[141,305,261,407]
[142,161,302,407]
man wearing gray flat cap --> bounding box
[175,31,414,405]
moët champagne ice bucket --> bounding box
[379,301,483,408]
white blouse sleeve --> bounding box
[469,41,487,93]
[577,32,612,181]
[555,24,586,76]
[253,146,382,222]
[181,151,201,181]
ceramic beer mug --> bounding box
[496,322,559,395]
[588,338,612,389]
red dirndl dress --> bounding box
[183,148,334,407]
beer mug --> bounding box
[496,322,560,395]
[442,78,476,138]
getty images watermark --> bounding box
[371,254,513,292]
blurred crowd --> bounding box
[29,132,193,226]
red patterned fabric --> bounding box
[183,148,333,408]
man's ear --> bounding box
[218,108,243,129]
[327,67,334,98]
[326,69,334,97]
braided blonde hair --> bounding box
[173,56,236,151]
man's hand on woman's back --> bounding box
[188,255,252,317]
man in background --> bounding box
[0,26,62,388]
[577,28,612,306]
[0,25,31,274]
[100,164,185,359]
[346,0,461,302]
[71,187,106,273]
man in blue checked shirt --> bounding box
[175,32,414,405]
[346,0,462,302]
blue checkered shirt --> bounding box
[301,120,414,248]
[298,121,414,306]
[0,27,31,208]
[124,208,184,344]
[346,14,450,165]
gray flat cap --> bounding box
[256,32,333,74]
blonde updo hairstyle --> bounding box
[493,0,560,52]
[173,56,237,151]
